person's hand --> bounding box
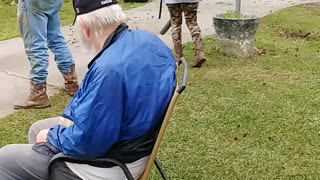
[36,129,50,143]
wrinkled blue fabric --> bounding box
[47,29,176,158]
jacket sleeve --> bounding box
[47,69,124,158]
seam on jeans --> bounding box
[25,1,33,51]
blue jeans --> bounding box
[18,0,74,84]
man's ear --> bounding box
[79,19,90,39]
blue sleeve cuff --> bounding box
[47,125,65,152]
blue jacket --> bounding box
[47,26,176,158]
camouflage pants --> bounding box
[167,3,202,45]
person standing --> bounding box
[165,0,206,67]
[14,0,79,110]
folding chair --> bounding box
[47,57,188,180]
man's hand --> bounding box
[36,129,50,143]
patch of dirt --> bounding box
[243,133,248,138]
[302,3,320,13]
[279,29,311,39]
[277,3,320,40]
[279,29,320,41]
[254,47,267,56]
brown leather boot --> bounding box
[191,34,206,68]
[174,44,184,61]
[14,82,50,110]
[62,64,79,96]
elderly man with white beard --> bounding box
[0,0,176,179]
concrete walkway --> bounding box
[0,0,318,118]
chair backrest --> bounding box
[139,57,188,180]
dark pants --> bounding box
[0,118,81,180]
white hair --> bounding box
[76,4,127,34]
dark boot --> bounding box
[191,34,206,68]
[174,44,184,61]
[61,64,79,96]
[14,82,50,110]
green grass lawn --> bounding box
[1,3,320,179]
[0,0,150,40]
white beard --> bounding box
[78,30,100,55]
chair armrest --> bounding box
[47,153,134,180]
[177,57,188,94]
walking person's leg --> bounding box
[14,0,51,110]
[182,3,206,67]
[167,3,184,61]
[47,0,79,96]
